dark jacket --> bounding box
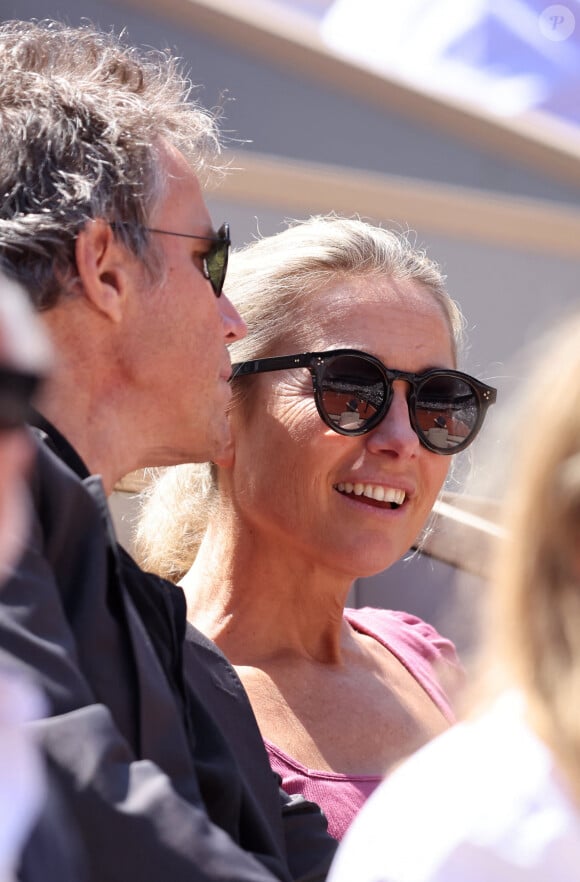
[0,417,336,882]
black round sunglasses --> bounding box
[232,349,497,455]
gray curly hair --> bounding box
[0,19,223,309]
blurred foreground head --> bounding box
[0,273,51,577]
[490,311,580,798]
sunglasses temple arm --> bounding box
[231,354,313,379]
[230,362,258,379]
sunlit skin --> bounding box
[108,142,246,468]
[38,141,246,491]
[182,275,458,776]
[227,289,451,583]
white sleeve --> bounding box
[0,671,45,881]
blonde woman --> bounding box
[329,312,580,881]
[136,216,497,840]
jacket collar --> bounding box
[29,409,91,480]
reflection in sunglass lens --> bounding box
[318,355,483,450]
[319,355,386,431]
[415,376,479,450]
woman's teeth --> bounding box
[335,482,406,506]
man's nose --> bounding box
[220,294,247,343]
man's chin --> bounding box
[155,418,234,468]
[209,428,235,469]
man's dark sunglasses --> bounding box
[0,366,43,431]
[232,349,497,455]
[112,222,230,297]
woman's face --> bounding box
[227,275,455,579]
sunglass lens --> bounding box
[319,354,386,433]
[205,224,230,296]
[415,375,480,450]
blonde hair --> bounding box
[135,215,465,580]
[485,311,580,801]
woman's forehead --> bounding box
[288,277,453,352]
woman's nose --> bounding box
[364,384,420,458]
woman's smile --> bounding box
[334,482,406,509]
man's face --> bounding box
[125,144,246,467]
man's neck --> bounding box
[36,381,134,495]
[36,308,134,493]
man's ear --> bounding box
[75,220,134,323]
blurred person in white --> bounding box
[328,311,580,882]
[0,273,51,882]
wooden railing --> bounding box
[209,151,580,258]
[424,492,503,579]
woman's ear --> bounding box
[75,220,133,323]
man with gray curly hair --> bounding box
[0,19,336,882]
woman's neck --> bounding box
[181,519,354,666]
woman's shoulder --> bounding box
[344,606,464,718]
[344,606,455,658]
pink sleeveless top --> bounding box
[263,607,462,840]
